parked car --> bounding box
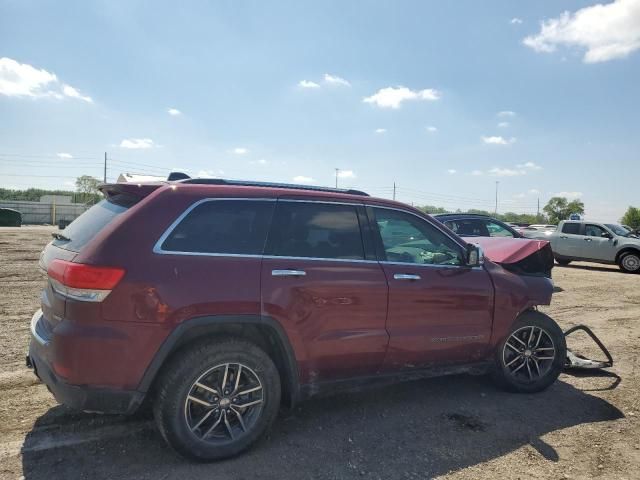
[28,179,564,461]
[526,220,640,273]
[433,213,523,238]
[0,207,22,227]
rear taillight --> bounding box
[47,259,125,302]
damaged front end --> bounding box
[465,236,614,372]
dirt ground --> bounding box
[0,226,638,480]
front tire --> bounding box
[492,311,565,393]
[618,251,640,273]
[153,338,281,461]
[555,258,571,266]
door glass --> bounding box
[585,224,606,237]
[266,202,365,260]
[373,208,462,265]
[561,223,581,235]
[161,200,274,254]
[486,221,515,237]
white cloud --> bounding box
[375,128,387,134]
[554,191,583,199]
[498,121,510,128]
[471,170,484,176]
[257,158,267,165]
[0,57,93,103]
[482,136,516,145]
[511,18,523,25]
[517,161,542,170]
[447,169,457,174]
[488,167,527,177]
[337,170,356,179]
[119,138,155,149]
[363,86,441,109]
[523,0,640,63]
[197,169,224,178]
[61,84,93,103]
[167,108,181,116]
[63,180,75,187]
[426,126,438,133]
[56,152,73,159]
[323,73,351,87]
[293,175,314,183]
[298,80,320,89]
[513,193,526,199]
[529,188,541,194]
[498,110,516,117]
[230,147,248,155]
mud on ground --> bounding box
[0,226,638,479]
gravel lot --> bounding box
[1,226,638,480]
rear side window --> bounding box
[562,223,581,235]
[161,200,274,255]
[54,198,129,252]
[265,202,365,260]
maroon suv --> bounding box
[28,179,564,461]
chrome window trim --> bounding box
[152,197,478,270]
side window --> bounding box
[561,223,581,235]
[266,202,365,260]
[486,221,516,238]
[161,200,274,254]
[585,224,606,237]
[373,208,463,266]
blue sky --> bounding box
[1,0,639,220]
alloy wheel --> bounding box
[622,254,640,272]
[502,326,556,383]
[184,363,264,443]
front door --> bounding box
[369,206,494,371]
[261,200,389,383]
[581,224,616,261]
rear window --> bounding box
[161,200,274,255]
[54,198,129,252]
[561,222,581,235]
[265,202,365,260]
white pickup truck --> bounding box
[527,220,640,273]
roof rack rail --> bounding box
[178,178,369,197]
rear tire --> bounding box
[618,251,640,273]
[555,258,571,266]
[491,311,565,393]
[153,338,281,461]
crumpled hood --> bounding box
[462,237,550,264]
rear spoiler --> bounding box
[99,182,164,206]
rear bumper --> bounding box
[28,309,144,414]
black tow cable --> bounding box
[564,325,614,370]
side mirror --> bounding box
[601,232,612,239]
[466,244,484,267]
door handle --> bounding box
[584,238,592,242]
[559,236,568,239]
[272,269,306,277]
[393,273,421,281]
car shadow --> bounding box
[556,263,621,274]
[21,374,624,479]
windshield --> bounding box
[605,224,633,236]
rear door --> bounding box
[261,200,389,382]
[554,222,583,258]
[581,224,616,261]
[370,207,494,370]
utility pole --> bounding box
[335,168,339,188]
[494,181,499,215]
[537,197,540,220]
[393,182,396,201]
[104,152,107,183]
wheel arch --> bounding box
[138,315,300,407]
[615,247,640,264]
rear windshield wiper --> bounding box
[51,232,71,242]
